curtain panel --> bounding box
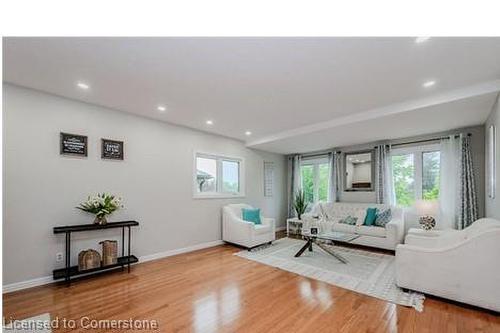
[328,151,341,202]
[375,144,395,205]
[458,135,478,229]
[439,134,478,229]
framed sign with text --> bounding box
[60,132,88,156]
[101,139,124,160]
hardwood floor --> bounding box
[3,243,499,332]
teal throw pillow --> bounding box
[364,208,378,226]
[339,215,358,225]
[374,209,392,227]
[242,208,261,225]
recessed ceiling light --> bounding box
[157,105,166,112]
[415,37,431,43]
[423,80,436,88]
[76,82,90,90]
[206,120,214,125]
[245,131,252,136]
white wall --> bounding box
[3,84,287,286]
[485,94,500,219]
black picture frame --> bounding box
[101,139,124,160]
[60,132,88,156]
[310,227,318,235]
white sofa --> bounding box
[395,218,500,312]
[308,202,405,250]
[222,204,276,249]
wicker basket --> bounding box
[78,249,101,271]
[100,240,118,266]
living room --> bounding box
[2,7,500,332]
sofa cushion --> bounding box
[375,209,392,227]
[332,222,357,234]
[357,225,386,238]
[339,215,358,225]
[364,208,378,226]
[242,208,261,225]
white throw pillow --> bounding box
[354,208,367,226]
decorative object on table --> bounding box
[100,240,118,266]
[293,189,307,220]
[101,138,124,160]
[415,199,438,230]
[76,193,123,225]
[60,132,88,157]
[310,227,318,235]
[78,249,101,271]
[487,125,496,199]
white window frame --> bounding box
[193,151,245,199]
[391,143,440,206]
[300,156,330,204]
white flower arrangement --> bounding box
[76,193,123,219]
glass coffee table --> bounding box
[294,231,360,264]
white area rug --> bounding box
[3,313,52,333]
[236,238,425,311]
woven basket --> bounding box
[100,240,118,266]
[78,249,101,271]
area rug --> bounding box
[3,313,52,333]
[236,237,425,311]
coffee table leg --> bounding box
[294,239,312,257]
[315,241,348,264]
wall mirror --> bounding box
[344,151,374,191]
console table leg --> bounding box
[128,226,131,273]
[121,227,125,271]
[65,232,71,285]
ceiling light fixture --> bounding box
[206,120,214,125]
[422,80,436,88]
[415,37,431,43]
[76,82,90,90]
[157,105,166,112]
[245,131,252,136]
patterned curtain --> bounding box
[458,135,478,229]
[375,145,395,204]
[287,155,302,218]
[327,151,341,202]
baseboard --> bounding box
[139,240,224,263]
[3,239,224,294]
[3,275,53,294]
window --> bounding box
[300,157,330,205]
[391,145,440,207]
[194,153,244,198]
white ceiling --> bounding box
[4,37,500,154]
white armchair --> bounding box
[222,204,276,249]
[395,218,500,312]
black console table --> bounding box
[53,220,139,283]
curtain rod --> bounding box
[375,133,472,149]
[299,151,341,159]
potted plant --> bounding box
[76,193,123,225]
[293,189,307,220]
